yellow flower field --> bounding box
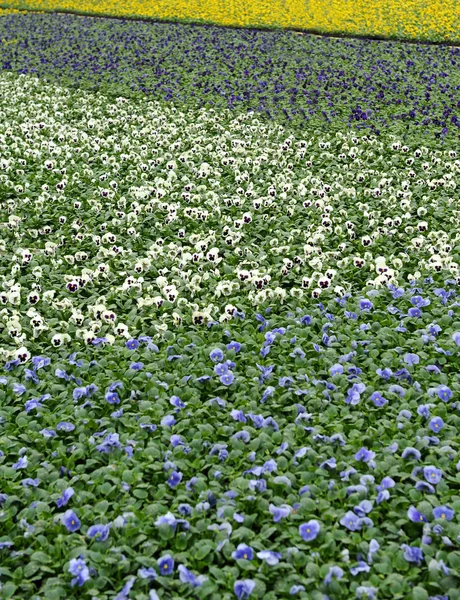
[0,0,459,42]
[0,6,29,13]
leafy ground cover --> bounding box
[0,67,460,600]
[0,13,459,143]
[0,0,459,42]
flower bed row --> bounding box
[0,0,459,42]
[0,13,459,141]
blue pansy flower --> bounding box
[356,586,378,599]
[178,564,206,587]
[376,367,392,380]
[429,417,444,432]
[25,398,44,413]
[417,404,433,418]
[21,478,40,487]
[40,428,56,438]
[105,391,120,404]
[269,504,291,522]
[57,422,75,432]
[114,576,136,600]
[290,347,306,359]
[340,511,362,531]
[401,544,423,564]
[87,523,110,542]
[408,506,427,523]
[12,456,28,470]
[257,550,282,565]
[350,561,370,576]
[210,348,224,362]
[370,391,387,407]
[96,432,122,453]
[24,369,39,383]
[138,567,157,580]
[330,363,344,376]
[404,353,420,365]
[299,520,320,541]
[13,383,27,395]
[227,341,241,352]
[401,447,421,460]
[367,539,380,563]
[437,385,452,402]
[68,556,90,587]
[158,554,174,575]
[167,471,183,488]
[433,506,454,521]
[56,487,74,508]
[125,339,139,350]
[359,299,373,311]
[324,566,344,585]
[220,372,235,386]
[232,544,254,561]
[214,362,229,376]
[423,466,442,485]
[389,384,405,397]
[355,447,375,463]
[353,500,373,517]
[170,395,186,409]
[415,481,436,494]
[451,332,460,345]
[234,579,255,599]
[129,362,144,371]
[290,585,306,595]
[63,510,81,532]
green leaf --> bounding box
[195,544,213,560]
[412,587,429,600]
[1,583,17,599]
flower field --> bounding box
[1,0,460,41]
[1,7,460,600]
